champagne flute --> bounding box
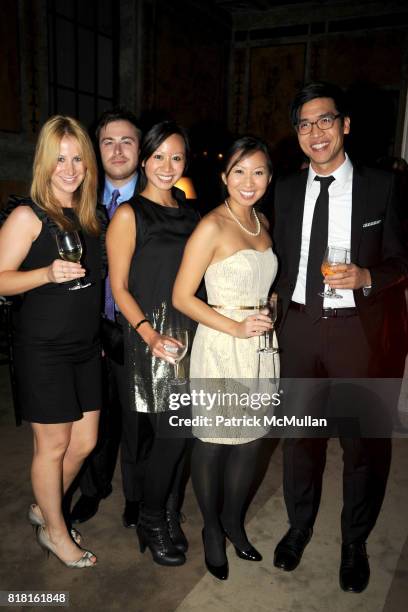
[56,231,91,291]
[257,294,278,354]
[163,329,189,385]
[319,246,348,299]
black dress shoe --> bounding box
[122,501,140,528]
[70,495,101,524]
[274,527,312,571]
[340,542,370,593]
[202,529,229,580]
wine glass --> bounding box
[319,246,348,299]
[257,294,279,354]
[163,329,189,385]
[55,231,91,291]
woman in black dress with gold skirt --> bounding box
[107,121,199,566]
[0,116,101,567]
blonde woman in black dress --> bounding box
[0,116,102,567]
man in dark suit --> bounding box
[70,108,151,528]
[272,82,408,593]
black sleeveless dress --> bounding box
[12,203,102,424]
[124,192,199,413]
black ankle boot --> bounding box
[166,494,189,553]
[137,507,186,566]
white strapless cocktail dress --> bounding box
[190,248,279,444]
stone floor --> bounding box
[0,362,407,612]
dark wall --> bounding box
[229,7,408,173]
[0,1,21,133]
[1,1,408,207]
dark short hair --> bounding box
[138,121,190,191]
[224,135,273,177]
[95,106,141,142]
[290,81,349,126]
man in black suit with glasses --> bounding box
[272,81,408,593]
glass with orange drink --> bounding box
[319,246,348,299]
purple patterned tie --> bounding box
[104,189,121,320]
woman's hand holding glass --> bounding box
[233,312,272,339]
[147,330,186,363]
[164,329,188,385]
[257,294,278,354]
[55,231,91,290]
[46,258,85,284]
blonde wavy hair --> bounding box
[31,115,100,235]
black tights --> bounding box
[192,438,263,564]
[142,412,187,512]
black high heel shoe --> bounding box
[223,525,262,562]
[202,529,229,580]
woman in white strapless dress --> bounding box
[173,136,279,580]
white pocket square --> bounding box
[363,219,382,228]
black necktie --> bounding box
[305,175,335,321]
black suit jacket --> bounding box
[273,165,408,374]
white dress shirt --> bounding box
[292,154,355,308]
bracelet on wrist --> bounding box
[134,318,150,331]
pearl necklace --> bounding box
[224,199,261,236]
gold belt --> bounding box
[208,304,259,310]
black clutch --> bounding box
[100,315,124,364]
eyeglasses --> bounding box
[296,114,342,135]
